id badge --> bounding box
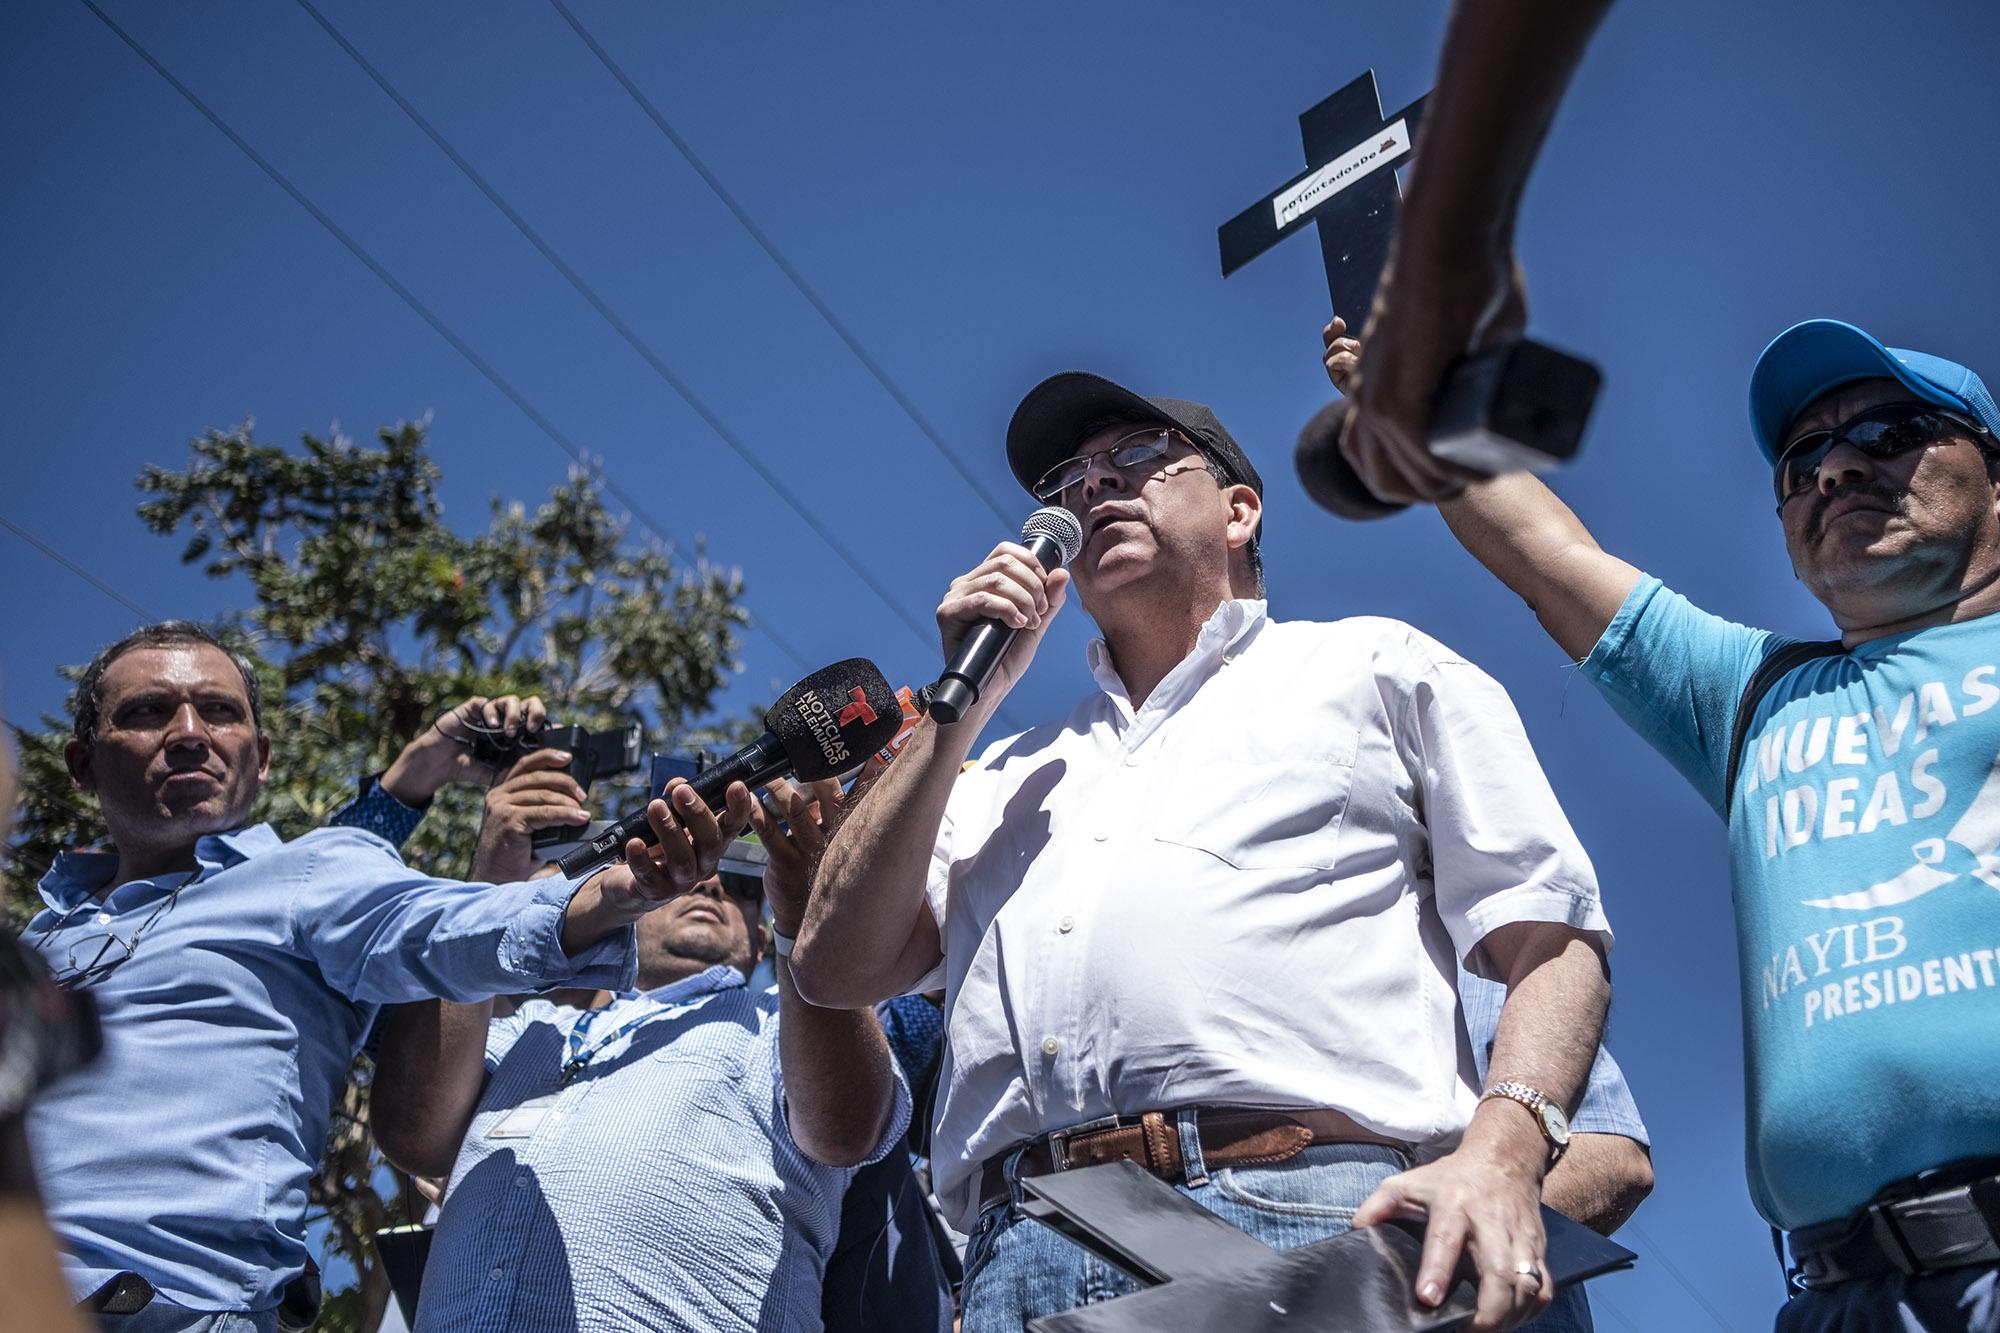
[486,1095,557,1141]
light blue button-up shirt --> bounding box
[1459,969,1650,1145]
[23,823,636,1312]
[417,965,911,1333]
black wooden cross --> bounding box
[1018,1161,1636,1333]
[1219,70,1427,324]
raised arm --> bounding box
[1339,0,1614,504]
[756,778,901,1167]
[1438,477,1642,662]
[792,542,1071,1009]
[1326,324,1641,662]
[370,997,496,1179]
[371,750,593,1177]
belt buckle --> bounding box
[1048,1114,1123,1171]
[1870,1202,1922,1276]
[1971,1176,2000,1244]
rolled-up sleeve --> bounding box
[287,828,637,1005]
[1409,647,1612,964]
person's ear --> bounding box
[1225,485,1262,552]
[64,737,95,793]
[255,731,272,782]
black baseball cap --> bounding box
[1005,371,1265,501]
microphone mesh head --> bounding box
[765,658,903,781]
[1294,399,1407,520]
[1021,506,1085,567]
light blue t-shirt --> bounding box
[1584,576,2000,1230]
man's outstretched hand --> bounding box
[560,778,754,955]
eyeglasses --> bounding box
[1773,403,1992,507]
[1032,428,1195,504]
[40,877,188,989]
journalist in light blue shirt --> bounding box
[26,823,634,1316]
[18,628,696,1329]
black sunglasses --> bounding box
[1773,402,1991,507]
[717,872,763,904]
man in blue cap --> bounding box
[1327,319,2000,1328]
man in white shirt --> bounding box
[792,372,1613,1333]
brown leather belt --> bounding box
[977,1106,1406,1215]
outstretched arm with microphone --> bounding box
[791,543,1071,1010]
[1324,323,1640,661]
[1341,0,1612,505]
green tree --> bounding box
[4,419,753,1330]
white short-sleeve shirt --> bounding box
[921,599,1610,1230]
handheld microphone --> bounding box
[928,507,1085,725]
[1296,339,1602,520]
[554,658,902,878]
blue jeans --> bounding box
[1776,1266,2000,1332]
[959,1133,1594,1333]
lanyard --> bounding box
[559,1003,677,1086]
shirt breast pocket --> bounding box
[1152,753,1356,872]
[643,1011,754,1079]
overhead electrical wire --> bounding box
[0,513,161,622]
[1621,1221,1745,1333]
[73,0,818,675]
[544,0,1020,528]
[289,0,948,665]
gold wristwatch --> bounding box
[1480,1081,1571,1156]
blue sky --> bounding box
[7,0,2000,1326]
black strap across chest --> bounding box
[1723,639,1846,803]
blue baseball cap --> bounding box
[1749,318,2000,464]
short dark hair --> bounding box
[1198,449,1266,596]
[73,622,264,745]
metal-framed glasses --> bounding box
[40,877,189,989]
[1032,428,1192,505]
[1773,403,1993,508]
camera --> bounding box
[469,720,644,792]
[471,721,645,848]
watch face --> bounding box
[1540,1100,1571,1145]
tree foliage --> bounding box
[4,419,753,1329]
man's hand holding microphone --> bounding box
[558,777,755,956]
[930,535,1074,726]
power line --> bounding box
[1622,1221,1744,1333]
[1591,1290,1643,1333]
[289,0,944,663]
[0,513,160,621]
[544,0,1019,530]
[74,0,813,676]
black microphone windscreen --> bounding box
[1294,399,1409,521]
[764,658,903,781]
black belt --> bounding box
[1788,1165,2000,1290]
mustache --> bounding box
[1085,502,1144,536]
[1804,481,1903,543]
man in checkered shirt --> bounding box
[371,762,911,1333]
